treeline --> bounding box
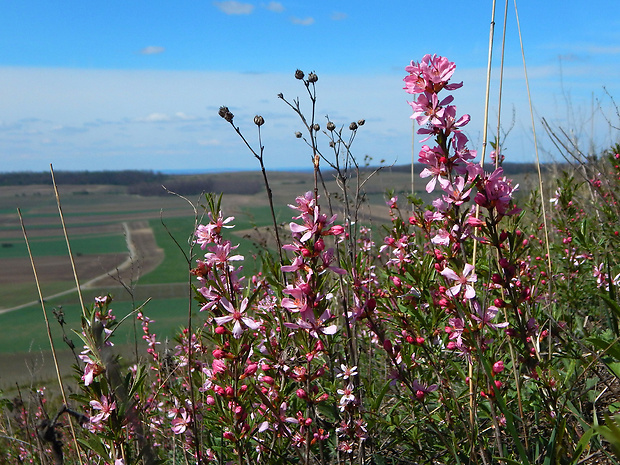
[0,170,264,196]
[0,170,167,186]
[128,177,262,196]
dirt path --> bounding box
[0,221,164,314]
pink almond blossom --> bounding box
[214,298,260,339]
[440,263,477,299]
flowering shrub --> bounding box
[2,55,620,464]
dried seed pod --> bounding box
[295,69,305,80]
[312,123,320,131]
[326,121,336,131]
[307,72,318,83]
[254,115,265,126]
[349,121,358,131]
[358,119,365,126]
[295,131,302,138]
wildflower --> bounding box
[213,298,259,339]
[442,176,472,206]
[89,395,116,424]
[418,144,450,193]
[411,380,438,400]
[282,284,313,321]
[283,310,338,338]
[338,441,354,453]
[440,263,477,299]
[337,383,355,410]
[79,349,104,386]
[403,54,461,95]
[446,317,465,348]
[171,408,191,434]
[336,364,358,380]
[474,168,521,216]
[203,241,244,267]
[471,303,509,330]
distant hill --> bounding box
[0,170,167,186]
[388,162,558,175]
[0,170,263,196]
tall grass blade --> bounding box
[18,208,84,465]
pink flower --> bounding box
[474,168,521,216]
[403,54,461,94]
[440,263,477,299]
[411,380,438,400]
[204,241,244,267]
[89,395,116,424]
[409,92,453,126]
[434,105,470,135]
[283,309,338,338]
[195,212,234,248]
[336,364,358,380]
[171,408,191,434]
[79,349,103,386]
[213,298,260,339]
[320,248,346,275]
[337,383,355,410]
[441,176,472,206]
[212,359,227,375]
[446,317,465,348]
[418,145,449,193]
[288,191,316,216]
[471,303,509,330]
[282,285,313,321]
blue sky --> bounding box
[1,1,619,172]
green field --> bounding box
[0,167,542,372]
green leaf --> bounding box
[371,380,392,411]
[569,427,595,465]
[78,436,111,460]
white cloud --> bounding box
[264,1,284,12]
[213,1,254,15]
[331,12,347,21]
[0,65,618,172]
[140,46,165,55]
[136,112,201,123]
[291,16,314,26]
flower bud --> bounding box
[295,69,305,80]
[492,361,505,374]
[254,115,265,126]
[244,363,258,376]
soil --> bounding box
[0,221,164,312]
